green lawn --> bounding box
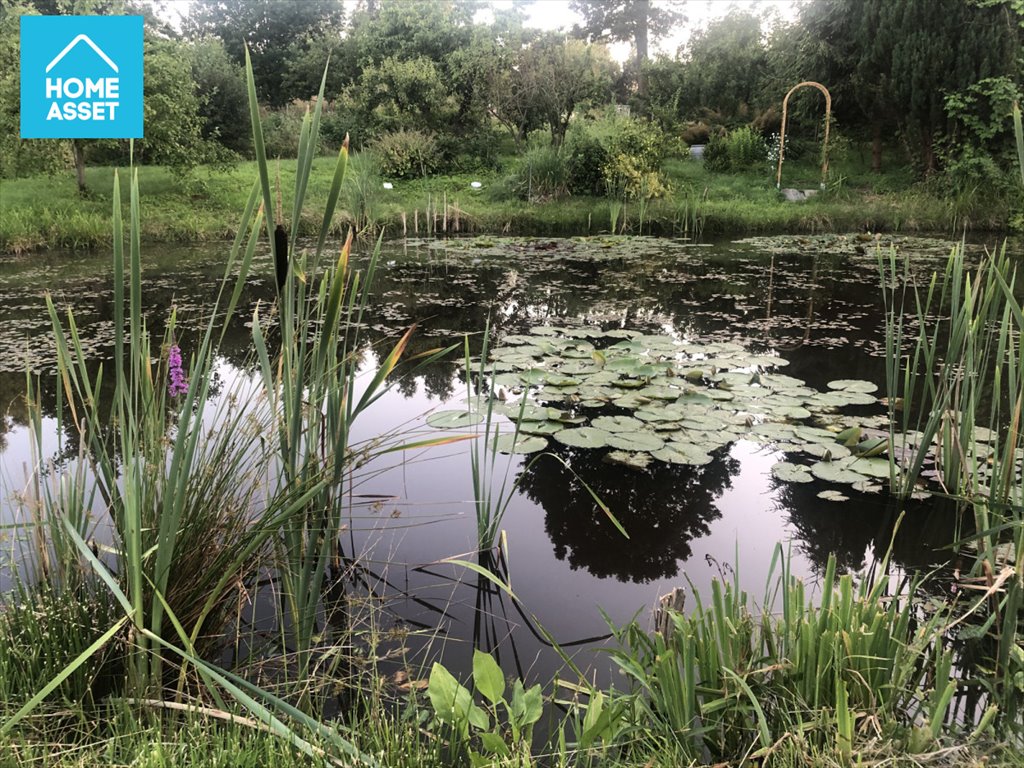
[0,151,1013,254]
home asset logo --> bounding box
[20,15,143,139]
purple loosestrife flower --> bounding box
[168,344,189,397]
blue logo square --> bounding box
[20,15,143,139]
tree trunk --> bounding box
[921,128,936,175]
[72,140,87,194]
[635,0,650,95]
[871,121,882,173]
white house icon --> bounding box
[46,34,118,73]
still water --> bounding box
[0,233,1010,685]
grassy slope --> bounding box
[0,148,1012,254]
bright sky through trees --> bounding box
[497,0,802,60]
[158,0,803,63]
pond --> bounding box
[0,232,1011,689]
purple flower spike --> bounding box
[168,344,189,397]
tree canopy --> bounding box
[184,0,345,106]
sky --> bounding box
[158,0,805,62]
[497,1,803,60]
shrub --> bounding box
[603,152,670,199]
[260,104,306,158]
[605,118,665,175]
[723,126,768,169]
[702,133,730,172]
[703,126,768,172]
[564,133,608,196]
[565,113,669,198]
[371,129,441,179]
[680,121,711,146]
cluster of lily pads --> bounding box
[426,325,911,501]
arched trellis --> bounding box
[775,81,832,190]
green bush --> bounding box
[564,113,669,198]
[260,105,306,158]
[606,118,665,172]
[564,132,608,196]
[703,126,768,172]
[701,132,730,171]
[371,129,441,179]
[724,126,768,169]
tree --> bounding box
[797,0,1021,173]
[523,34,617,146]
[451,9,543,146]
[570,0,684,92]
[680,10,771,124]
[883,0,1019,172]
[0,1,71,180]
[279,30,346,103]
[341,56,458,140]
[188,36,250,155]
[336,1,492,151]
[135,38,208,168]
[183,0,344,107]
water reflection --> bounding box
[517,444,736,583]
[775,477,965,575]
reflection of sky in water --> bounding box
[0,234,999,682]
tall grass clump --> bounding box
[341,149,383,234]
[590,547,964,765]
[511,144,568,201]
[0,54,455,765]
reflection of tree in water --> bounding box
[773,478,963,575]
[515,444,739,583]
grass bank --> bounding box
[1,151,1014,254]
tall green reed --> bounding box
[879,243,1023,505]
[2,53,458,765]
[879,238,1024,734]
[464,326,626,563]
[599,546,958,764]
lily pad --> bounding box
[772,462,814,483]
[426,410,485,429]
[592,415,646,432]
[843,456,891,479]
[827,379,879,394]
[516,420,564,435]
[492,433,548,454]
[604,451,652,470]
[817,489,850,502]
[553,427,613,449]
[654,443,714,466]
[810,461,867,484]
[798,442,851,461]
[606,431,665,452]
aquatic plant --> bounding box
[1,54,459,765]
[167,342,188,397]
[589,546,961,764]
